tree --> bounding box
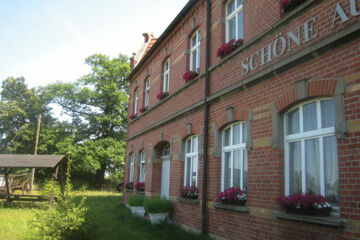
[47,54,130,187]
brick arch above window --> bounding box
[271,78,347,149]
[150,132,173,163]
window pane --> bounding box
[191,34,197,48]
[186,139,191,154]
[233,124,240,145]
[233,150,241,188]
[196,46,200,69]
[185,157,191,186]
[321,100,335,128]
[236,0,243,8]
[304,102,318,132]
[141,163,146,182]
[227,17,236,40]
[305,138,320,194]
[242,122,247,143]
[243,150,248,192]
[289,141,302,194]
[237,11,244,39]
[324,136,339,205]
[224,128,231,146]
[227,0,235,16]
[192,136,198,153]
[192,156,198,186]
[286,108,299,135]
[191,51,197,71]
[224,152,231,190]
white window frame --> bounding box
[184,136,199,187]
[221,122,247,191]
[134,89,138,115]
[226,0,244,42]
[284,98,337,198]
[163,59,170,92]
[190,30,201,72]
[129,153,135,183]
[144,78,150,108]
[139,150,146,183]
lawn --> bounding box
[0,191,212,240]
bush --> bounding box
[144,198,174,214]
[128,194,146,206]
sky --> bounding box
[0,0,189,89]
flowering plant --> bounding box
[183,70,199,82]
[125,182,133,190]
[216,39,244,58]
[280,0,307,15]
[157,91,169,100]
[129,113,137,120]
[135,182,145,191]
[139,107,148,113]
[181,186,198,200]
[216,187,247,205]
[276,193,332,216]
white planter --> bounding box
[148,212,168,225]
[129,206,145,217]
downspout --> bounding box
[202,0,211,235]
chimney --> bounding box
[130,52,137,70]
[142,32,154,43]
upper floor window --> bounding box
[134,89,138,115]
[190,30,201,72]
[226,0,244,41]
[184,136,198,187]
[129,153,135,183]
[284,99,338,205]
[144,78,150,108]
[139,150,146,182]
[222,122,247,192]
[163,59,170,92]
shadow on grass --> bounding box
[77,194,213,240]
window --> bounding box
[144,78,150,108]
[221,122,248,191]
[184,136,198,187]
[134,89,138,115]
[190,30,200,72]
[226,0,244,41]
[162,143,171,157]
[163,59,170,92]
[129,153,135,183]
[284,99,339,205]
[139,150,146,182]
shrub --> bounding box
[144,198,174,214]
[128,194,146,206]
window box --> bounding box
[177,197,200,205]
[213,202,250,214]
[183,71,199,82]
[129,114,137,120]
[181,186,199,200]
[217,39,244,59]
[135,182,145,192]
[280,0,307,15]
[273,211,346,227]
[125,182,133,190]
[157,92,169,100]
[139,107,148,113]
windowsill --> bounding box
[273,211,347,228]
[213,202,250,214]
[177,197,200,205]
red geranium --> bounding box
[129,113,137,120]
[216,39,244,59]
[183,71,199,82]
[139,107,148,113]
[135,182,145,191]
[157,91,169,100]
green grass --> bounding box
[0,191,212,240]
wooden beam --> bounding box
[60,163,64,195]
[4,168,11,201]
[49,165,59,207]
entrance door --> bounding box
[161,159,170,199]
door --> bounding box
[161,159,170,199]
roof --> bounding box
[0,155,67,168]
[128,0,199,80]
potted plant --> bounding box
[216,187,247,206]
[183,70,198,82]
[276,192,332,216]
[181,186,198,199]
[216,39,244,59]
[125,182,133,190]
[129,113,137,120]
[128,195,146,217]
[139,107,148,113]
[156,92,169,100]
[144,198,174,225]
[135,182,145,192]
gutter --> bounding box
[202,0,211,235]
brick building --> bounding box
[124,0,360,239]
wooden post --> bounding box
[31,114,42,192]
[60,163,64,195]
[4,168,11,201]
[49,165,59,207]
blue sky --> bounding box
[0,0,188,88]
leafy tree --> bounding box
[46,54,130,187]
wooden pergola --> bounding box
[0,154,68,204]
